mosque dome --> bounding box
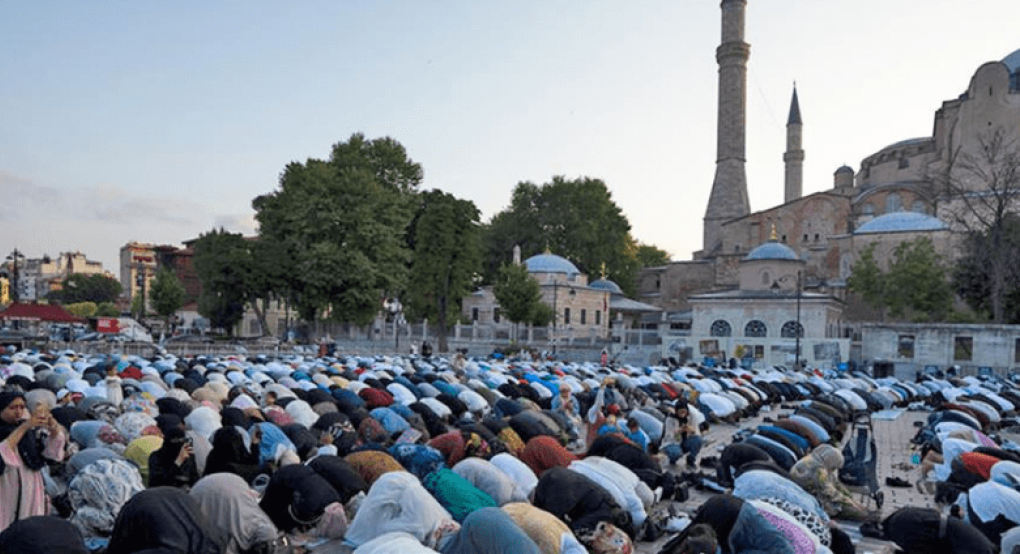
[855,211,947,234]
[835,165,854,175]
[588,278,623,295]
[524,253,581,276]
[745,241,799,261]
[1003,48,1020,90]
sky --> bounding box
[1,1,1018,274]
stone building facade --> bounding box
[862,322,1020,379]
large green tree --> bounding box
[149,268,185,330]
[953,215,1020,323]
[635,242,671,268]
[192,230,252,336]
[848,238,953,322]
[405,190,482,352]
[53,273,122,304]
[493,262,546,333]
[253,134,421,325]
[481,176,640,295]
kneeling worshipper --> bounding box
[860,507,995,554]
[0,515,88,554]
[106,487,226,554]
[191,473,290,554]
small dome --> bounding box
[745,241,799,261]
[835,165,854,175]
[855,212,947,234]
[1003,48,1020,74]
[589,279,622,294]
[524,253,581,276]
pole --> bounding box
[552,280,558,355]
[795,270,802,370]
[8,248,21,303]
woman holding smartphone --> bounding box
[0,389,68,531]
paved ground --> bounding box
[634,405,937,554]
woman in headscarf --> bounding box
[440,507,540,554]
[204,426,262,483]
[519,435,578,477]
[502,502,587,554]
[531,467,635,541]
[344,471,460,550]
[123,434,163,486]
[106,487,225,554]
[686,494,794,554]
[148,427,200,490]
[0,515,88,554]
[861,506,995,554]
[67,458,145,544]
[0,389,68,531]
[191,473,288,554]
[789,443,871,521]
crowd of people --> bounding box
[0,346,1018,554]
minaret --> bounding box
[784,85,804,203]
[703,0,751,255]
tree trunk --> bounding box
[437,276,450,353]
[248,296,271,336]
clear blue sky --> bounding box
[2,1,1017,273]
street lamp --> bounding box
[771,270,803,370]
[551,280,575,356]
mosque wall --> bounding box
[862,322,1020,375]
[635,261,716,312]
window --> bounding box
[954,336,973,361]
[802,234,808,243]
[898,334,915,358]
[781,321,804,338]
[761,271,771,285]
[861,202,875,215]
[471,308,479,322]
[912,200,927,213]
[596,310,601,325]
[885,193,902,213]
[710,320,732,337]
[814,234,820,242]
[899,157,909,169]
[744,320,767,338]
[493,308,501,323]
[781,235,787,243]
[564,308,571,325]
[580,309,587,325]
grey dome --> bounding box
[1003,48,1020,74]
[835,165,854,175]
[524,253,581,276]
[589,278,623,294]
[745,241,798,261]
[855,211,946,234]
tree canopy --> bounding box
[52,273,122,304]
[405,190,482,351]
[149,268,185,328]
[953,215,1020,323]
[492,262,545,327]
[848,238,953,322]
[481,176,640,295]
[192,229,251,335]
[253,134,420,324]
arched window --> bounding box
[861,202,874,215]
[710,320,732,337]
[885,193,902,213]
[761,271,771,285]
[781,321,804,338]
[744,320,767,338]
[911,200,927,214]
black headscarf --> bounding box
[204,426,260,482]
[0,390,46,472]
[106,487,225,554]
[0,515,88,554]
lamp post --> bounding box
[552,280,559,356]
[771,270,803,370]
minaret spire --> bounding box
[784,83,804,202]
[703,0,751,256]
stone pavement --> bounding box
[635,406,937,554]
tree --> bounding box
[884,237,952,321]
[847,238,952,322]
[253,134,421,325]
[64,302,97,318]
[192,230,252,336]
[150,268,185,330]
[493,263,545,335]
[933,127,1020,323]
[405,190,482,352]
[130,293,145,318]
[53,273,122,304]
[847,243,885,315]
[953,215,1020,323]
[635,243,671,268]
[96,302,119,317]
[481,176,640,295]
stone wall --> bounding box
[861,322,1020,377]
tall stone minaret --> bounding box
[703,0,751,256]
[784,85,804,203]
